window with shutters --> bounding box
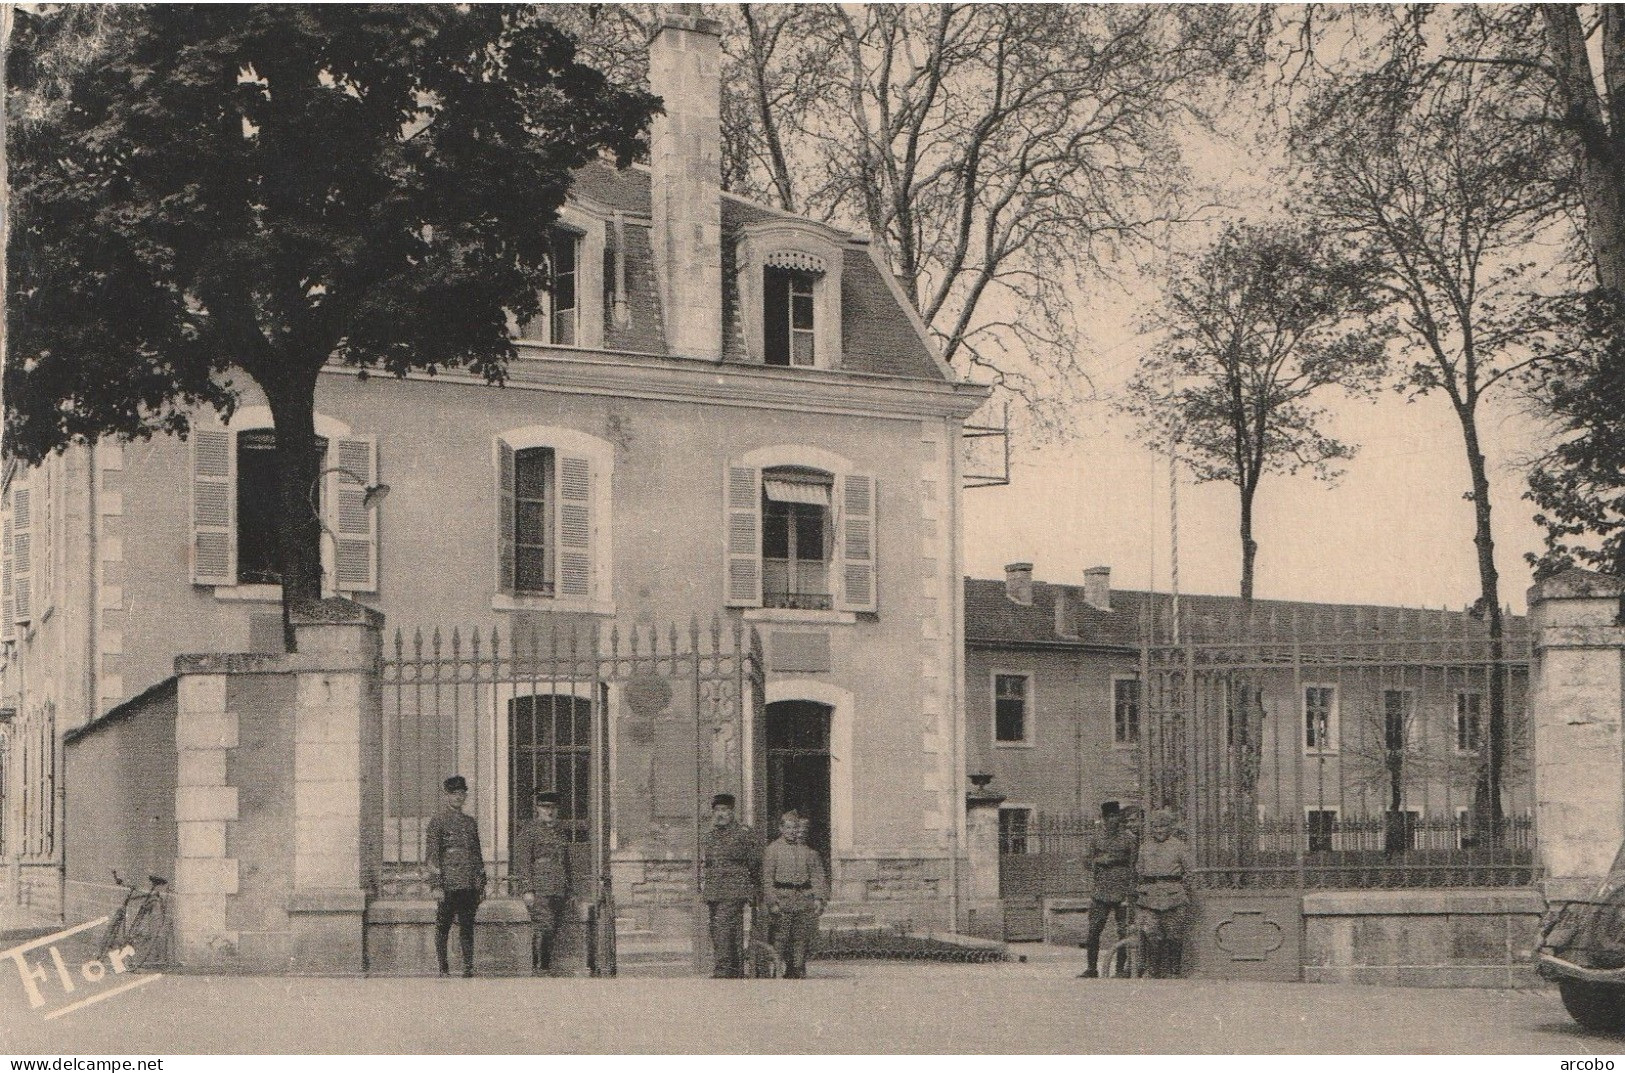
[191,414,378,595]
[1303,684,1338,754]
[735,221,844,368]
[1455,691,1484,755]
[762,467,832,610]
[994,673,1031,745]
[494,427,611,612]
[724,450,876,616]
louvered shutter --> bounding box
[11,484,31,624]
[38,469,51,616]
[496,440,515,594]
[2,497,14,642]
[837,472,877,613]
[191,429,236,585]
[724,464,762,607]
[329,437,379,593]
[555,455,593,599]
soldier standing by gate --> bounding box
[426,775,486,978]
[1079,800,1138,978]
[701,793,758,978]
[762,809,828,979]
[513,788,574,976]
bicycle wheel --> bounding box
[116,898,167,971]
[100,905,131,960]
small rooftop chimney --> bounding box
[1005,562,1034,606]
[1084,566,1112,611]
[648,14,723,359]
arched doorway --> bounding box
[765,700,832,857]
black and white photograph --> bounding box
[1,1,1624,1058]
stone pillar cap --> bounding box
[1527,567,1625,605]
[289,597,386,629]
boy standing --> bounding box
[761,809,828,979]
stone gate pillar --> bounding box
[172,598,383,971]
[962,777,1005,939]
[1530,569,1625,900]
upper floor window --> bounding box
[736,222,844,369]
[1303,684,1338,753]
[724,452,875,614]
[1113,677,1140,746]
[1455,692,1483,754]
[994,673,1030,744]
[1383,689,1412,752]
[191,421,378,594]
[494,427,612,611]
[521,227,581,346]
[761,468,832,610]
[764,268,817,367]
[513,448,556,595]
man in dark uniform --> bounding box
[512,788,573,976]
[701,792,757,978]
[1080,800,1138,978]
[425,774,486,977]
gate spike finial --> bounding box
[450,626,461,659]
[431,626,442,658]
[629,624,640,658]
[610,624,620,661]
[710,613,722,649]
[413,626,424,658]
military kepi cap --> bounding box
[444,775,468,792]
[1100,800,1122,818]
[711,793,736,809]
[535,790,562,805]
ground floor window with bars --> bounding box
[508,693,592,846]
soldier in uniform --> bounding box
[512,788,574,976]
[761,809,828,979]
[1080,800,1138,978]
[425,774,486,977]
[1137,808,1194,978]
[700,793,757,978]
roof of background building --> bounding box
[964,576,1530,650]
[566,160,945,382]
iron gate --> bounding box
[375,618,765,975]
[1141,606,1536,978]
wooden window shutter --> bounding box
[724,464,762,607]
[497,439,516,594]
[11,483,32,624]
[330,437,379,593]
[555,454,593,599]
[838,472,877,613]
[38,468,52,616]
[191,429,236,585]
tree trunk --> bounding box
[1239,484,1258,608]
[1541,5,1625,298]
[265,375,324,653]
[1459,411,1507,837]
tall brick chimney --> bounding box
[1005,563,1034,606]
[1084,566,1112,611]
[648,14,723,359]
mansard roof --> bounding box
[566,160,947,383]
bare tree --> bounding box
[556,4,1259,421]
[1121,222,1388,609]
[1291,54,1570,827]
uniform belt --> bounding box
[774,881,812,890]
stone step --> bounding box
[614,938,694,965]
[819,911,877,931]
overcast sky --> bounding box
[959,117,1551,615]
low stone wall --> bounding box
[365,898,590,976]
[1303,888,1545,987]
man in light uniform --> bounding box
[761,809,828,979]
[1137,809,1194,978]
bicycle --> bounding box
[102,872,169,971]
[743,902,784,979]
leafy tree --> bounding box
[1291,52,1570,827]
[1526,289,1625,577]
[1121,222,1388,608]
[1272,6,1625,574]
[555,3,1261,423]
[5,5,657,646]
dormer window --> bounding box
[523,227,580,346]
[765,269,817,367]
[736,221,844,369]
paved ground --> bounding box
[0,954,1615,1055]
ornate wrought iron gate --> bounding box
[376,618,765,975]
[1140,608,1535,979]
